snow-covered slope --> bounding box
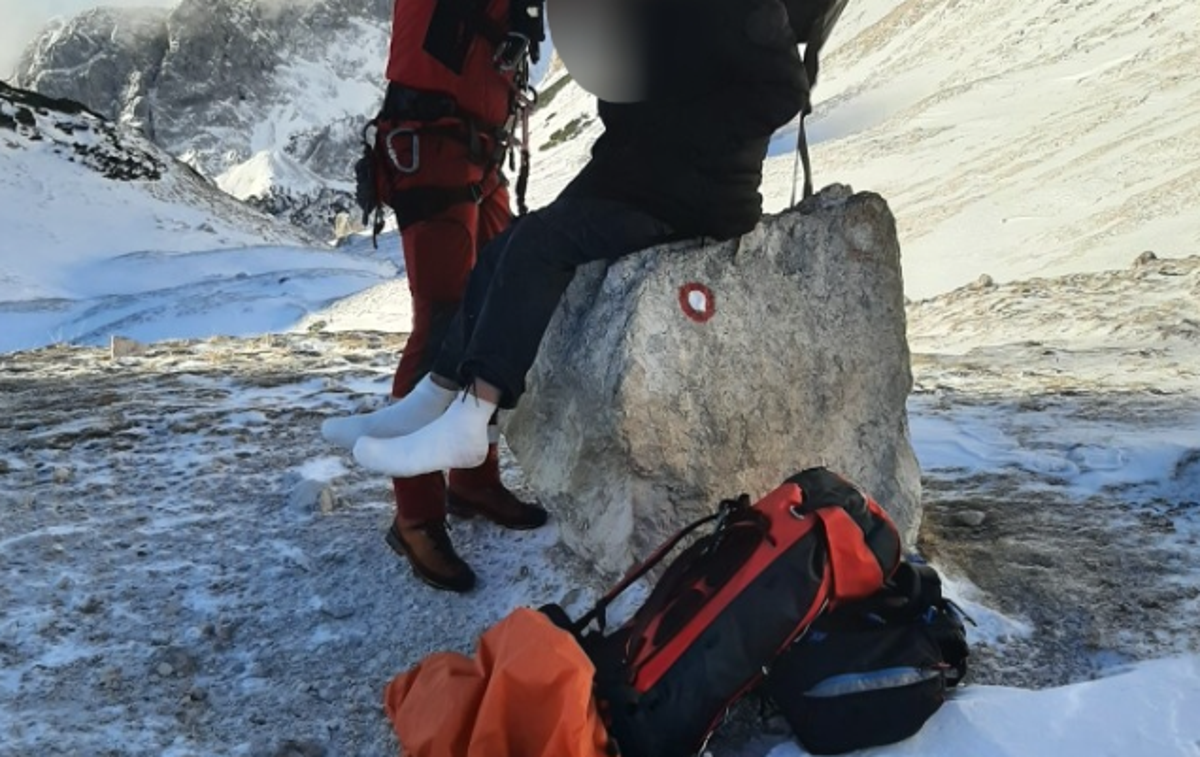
[0,82,399,353]
[522,55,601,208]
[768,0,1200,298]
[524,0,1200,298]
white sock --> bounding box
[352,391,495,478]
[320,376,457,450]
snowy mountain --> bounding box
[14,0,393,238]
[0,81,401,353]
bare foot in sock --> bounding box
[321,376,456,450]
[353,392,495,478]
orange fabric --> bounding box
[816,507,887,603]
[386,0,514,126]
[383,608,613,757]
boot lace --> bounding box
[418,521,461,561]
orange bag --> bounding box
[383,608,613,757]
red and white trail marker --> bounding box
[679,282,716,323]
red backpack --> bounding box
[542,467,902,757]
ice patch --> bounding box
[910,402,1200,500]
[295,457,348,483]
[225,411,269,427]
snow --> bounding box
[519,57,602,206]
[0,334,612,754]
[912,406,1200,499]
[216,149,327,200]
[936,571,1034,648]
[0,244,399,352]
[906,256,1200,501]
[766,655,1200,757]
[765,0,1200,298]
[0,93,315,303]
[165,13,388,197]
[522,0,1200,300]
[288,233,415,336]
[0,89,405,353]
[296,456,350,483]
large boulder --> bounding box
[502,185,922,575]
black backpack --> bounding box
[763,560,973,755]
[542,467,903,757]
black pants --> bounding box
[432,194,676,408]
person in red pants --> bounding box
[323,0,548,593]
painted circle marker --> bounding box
[679,282,716,323]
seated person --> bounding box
[334,0,827,480]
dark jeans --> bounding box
[432,194,676,408]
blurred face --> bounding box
[547,0,648,102]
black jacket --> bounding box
[564,0,808,240]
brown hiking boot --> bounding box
[385,521,476,594]
[447,444,548,530]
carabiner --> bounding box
[384,126,420,174]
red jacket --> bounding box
[386,0,515,127]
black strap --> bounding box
[389,182,492,229]
[570,495,755,637]
[382,84,458,122]
[381,85,508,157]
[514,113,532,216]
[790,12,838,206]
[794,111,814,203]
[571,511,723,636]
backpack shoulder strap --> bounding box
[569,509,725,636]
[568,495,756,637]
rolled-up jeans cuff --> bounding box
[459,358,523,411]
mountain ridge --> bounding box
[15,0,393,238]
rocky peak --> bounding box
[1,81,164,182]
[15,7,170,133]
[15,0,395,238]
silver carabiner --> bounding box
[384,127,420,174]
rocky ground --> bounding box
[907,255,1200,688]
[2,256,1198,757]
[0,333,600,757]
